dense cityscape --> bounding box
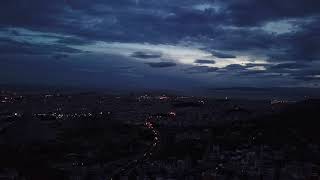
[0,89,319,180]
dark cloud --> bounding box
[0,38,81,55]
[57,37,94,45]
[0,0,66,28]
[145,62,177,68]
[266,17,320,62]
[53,54,69,60]
[225,0,320,26]
[288,68,320,81]
[223,64,246,71]
[1,0,320,89]
[245,63,269,68]
[269,63,309,70]
[194,59,215,64]
[211,51,236,58]
[209,28,276,51]
[239,70,266,76]
[294,76,320,81]
[131,51,162,59]
[117,66,134,70]
[185,66,219,74]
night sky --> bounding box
[1,0,320,92]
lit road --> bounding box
[109,117,160,179]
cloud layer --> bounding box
[0,0,320,90]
